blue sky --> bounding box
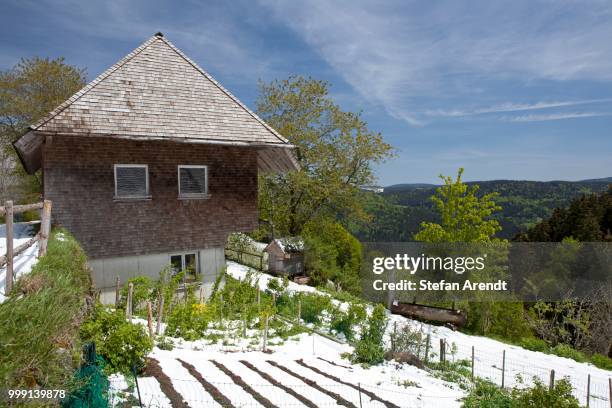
[1,0,611,185]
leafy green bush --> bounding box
[550,344,587,362]
[303,219,362,294]
[463,377,580,408]
[510,377,580,408]
[120,276,154,314]
[80,305,152,373]
[330,303,366,342]
[462,379,512,408]
[166,301,216,340]
[590,353,612,370]
[352,304,387,365]
[299,293,332,325]
[518,337,549,353]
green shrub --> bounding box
[299,293,332,325]
[166,301,216,340]
[510,377,580,408]
[330,303,366,342]
[303,219,362,294]
[80,305,152,373]
[518,337,550,353]
[352,304,387,365]
[120,276,154,314]
[463,377,580,408]
[590,353,612,370]
[551,344,587,362]
[462,379,512,408]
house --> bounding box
[264,237,304,276]
[13,33,298,302]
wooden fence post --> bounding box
[358,382,363,408]
[440,339,445,363]
[199,286,205,304]
[147,301,154,339]
[115,276,120,307]
[549,369,555,391]
[38,200,52,257]
[608,377,611,408]
[501,350,506,389]
[156,293,164,335]
[586,374,591,407]
[425,334,431,363]
[263,315,269,352]
[392,322,397,353]
[471,346,475,382]
[4,201,13,294]
[126,282,133,322]
[297,299,301,324]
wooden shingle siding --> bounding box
[43,135,258,259]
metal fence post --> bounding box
[501,350,506,389]
[358,382,363,408]
[586,374,590,407]
[471,346,475,382]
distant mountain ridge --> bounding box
[385,176,612,192]
[348,176,611,241]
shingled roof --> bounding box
[15,33,298,173]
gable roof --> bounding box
[15,33,298,174]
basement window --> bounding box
[170,252,199,280]
[178,165,208,198]
[114,164,150,199]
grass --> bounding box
[0,229,93,400]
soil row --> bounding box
[211,359,278,408]
[240,360,319,408]
[178,358,235,408]
[297,359,401,408]
[144,358,190,408]
[266,359,357,408]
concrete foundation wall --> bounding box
[93,247,225,304]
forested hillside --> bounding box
[348,178,612,241]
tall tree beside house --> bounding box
[0,57,86,202]
[255,76,394,237]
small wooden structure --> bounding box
[390,300,467,328]
[264,237,304,276]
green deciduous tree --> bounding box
[256,76,394,237]
[414,168,502,242]
[0,57,86,201]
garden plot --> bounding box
[226,261,611,407]
[130,332,464,408]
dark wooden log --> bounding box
[390,301,467,327]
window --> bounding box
[170,252,199,280]
[114,164,149,198]
[178,165,208,198]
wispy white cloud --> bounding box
[260,0,612,126]
[505,112,612,122]
[425,98,612,117]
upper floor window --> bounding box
[114,164,149,199]
[178,165,208,198]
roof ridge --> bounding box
[30,35,161,130]
[157,36,289,144]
